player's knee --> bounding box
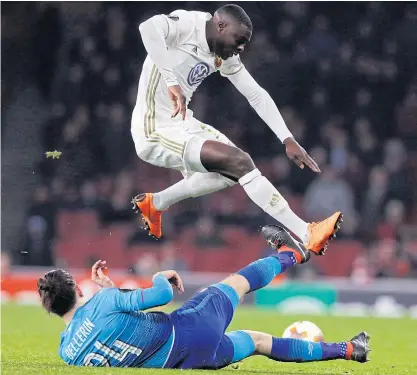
[220,274,250,302]
[200,141,255,180]
[243,331,265,353]
[248,332,263,352]
[230,150,255,178]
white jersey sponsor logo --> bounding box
[188,62,210,86]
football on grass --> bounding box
[282,321,324,342]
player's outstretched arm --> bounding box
[105,270,184,312]
[90,261,183,312]
[111,273,175,312]
[224,65,320,172]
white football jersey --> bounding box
[133,10,244,125]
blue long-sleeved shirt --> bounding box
[59,274,175,368]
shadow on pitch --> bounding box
[225,370,342,375]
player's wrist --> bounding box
[153,272,166,281]
[165,79,179,87]
[283,137,296,145]
[274,128,294,144]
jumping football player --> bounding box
[131,4,342,254]
[39,226,370,369]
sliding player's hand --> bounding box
[91,260,115,288]
[284,138,321,173]
[168,85,187,120]
[157,270,185,293]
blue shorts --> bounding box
[165,283,239,369]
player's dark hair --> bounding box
[217,4,253,31]
[37,269,77,317]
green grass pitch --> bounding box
[2,304,416,375]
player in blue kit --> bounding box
[38,225,370,369]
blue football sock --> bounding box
[270,338,349,362]
[236,254,297,293]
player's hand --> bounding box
[91,260,115,289]
[168,85,187,120]
[156,270,185,293]
[284,138,321,173]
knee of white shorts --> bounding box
[133,140,147,161]
[133,141,156,165]
[183,135,209,173]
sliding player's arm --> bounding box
[220,57,320,172]
[102,270,184,312]
[91,261,183,312]
[95,274,174,313]
[113,273,174,312]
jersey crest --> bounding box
[214,56,222,69]
[187,62,209,86]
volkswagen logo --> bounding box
[187,62,209,86]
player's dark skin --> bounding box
[168,9,320,182]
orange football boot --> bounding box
[131,193,163,240]
[305,212,343,255]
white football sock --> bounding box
[239,169,309,242]
[152,172,235,211]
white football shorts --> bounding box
[131,110,235,175]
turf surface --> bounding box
[2,304,416,375]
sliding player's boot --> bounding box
[305,212,343,255]
[131,193,163,240]
[262,225,310,264]
[347,331,371,363]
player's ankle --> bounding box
[345,342,354,360]
[151,193,163,210]
[278,249,302,265]
[302,227,310,244]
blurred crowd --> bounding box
[7,2,417,277]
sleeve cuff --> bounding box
[278,132,294,144]
[162,70,179,87]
